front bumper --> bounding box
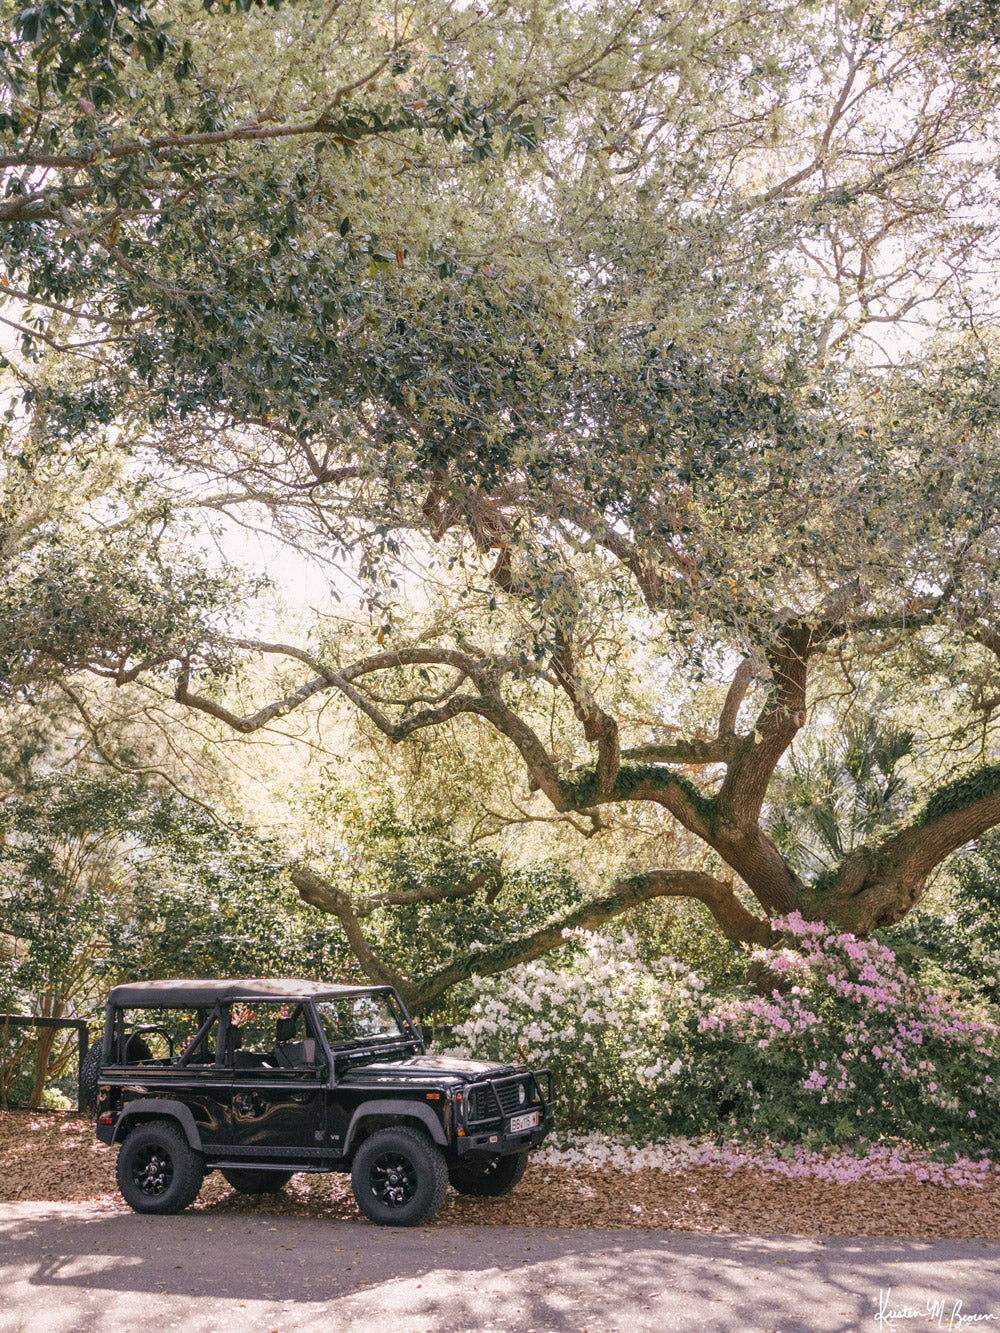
[454,1108,554,1161]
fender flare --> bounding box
[343,1099,447,1155]
[113,1098,203,1151]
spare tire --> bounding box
[78,1041,101,1113]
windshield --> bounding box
[314,994,407,1048]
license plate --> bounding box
[509,1110,539,1134]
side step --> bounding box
[207,1160,341,1174]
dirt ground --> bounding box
[3,1109,1000,1239]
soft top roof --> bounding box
[107,978,389,1007]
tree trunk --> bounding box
[30,1028,58,1109]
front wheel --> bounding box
[449,1150,530,1197]
[351,1127,448,1227]
[221,1168,294,1194]
[116,1121,204,1215]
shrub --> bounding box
[680,913,1000,1157]
[449,931,699,1134]
[451,915,1000,1158]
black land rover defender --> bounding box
[89,978,553,1226]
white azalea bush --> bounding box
[449,931,702,1134]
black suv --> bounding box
[89,978,553,1226]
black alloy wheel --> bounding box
[350,1126,448,1227]
[133,1144,173,1195]
[115,1120,204,1215]
[371,1150,418,1207]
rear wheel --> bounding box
[221,1168,294,1194]
[351,1127,448,1227]
[116,1120,204,1215]
[449,1149,530,1197]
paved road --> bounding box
[2,1203,998,1333]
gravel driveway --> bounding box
[3,1202,1000,1333]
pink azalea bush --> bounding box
[451,915,999,1160]
[682,912,1000,1158]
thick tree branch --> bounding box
[718,654,759,739]
[716,623,812,827]
[176,640,567,804]
[878,768,1000,887]
[289,866,408,990]
[549,632,620,797]
[555,763,717,839]
[620,738,737,765]
[352,871,494,917]
[403,869,775,1010]
[800,766,1000,936]
[174,661,337,733]
[565,762,801,918]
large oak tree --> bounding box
[4,0,1000,996]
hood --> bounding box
[338,1053,525,1087]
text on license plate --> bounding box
[509,1110,539,1134]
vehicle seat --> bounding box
[270,1038,316,1068]
[275,1016,297,1043]
[124,1033,152,1063]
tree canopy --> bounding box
[4,0,1000,992]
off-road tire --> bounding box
[350,1126,448,1227]
[448,1149,530,1197]
[78,1043,101,1113]
[116,1120,204,1215]
[221,1168,294,1194]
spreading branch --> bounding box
[403,869,775,1010]
[289,866,408,990]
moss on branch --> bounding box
[917,763,1000,827]
[561,761,716,820]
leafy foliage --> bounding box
[767,718,916,880]
[4,0,1000,979]
[297,789,589,1014]
[919,765,1000,827]
[882,831,1000,1003]
[105,795,359,983]
[685,916,1000,1158]
[0,769,354,1102]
